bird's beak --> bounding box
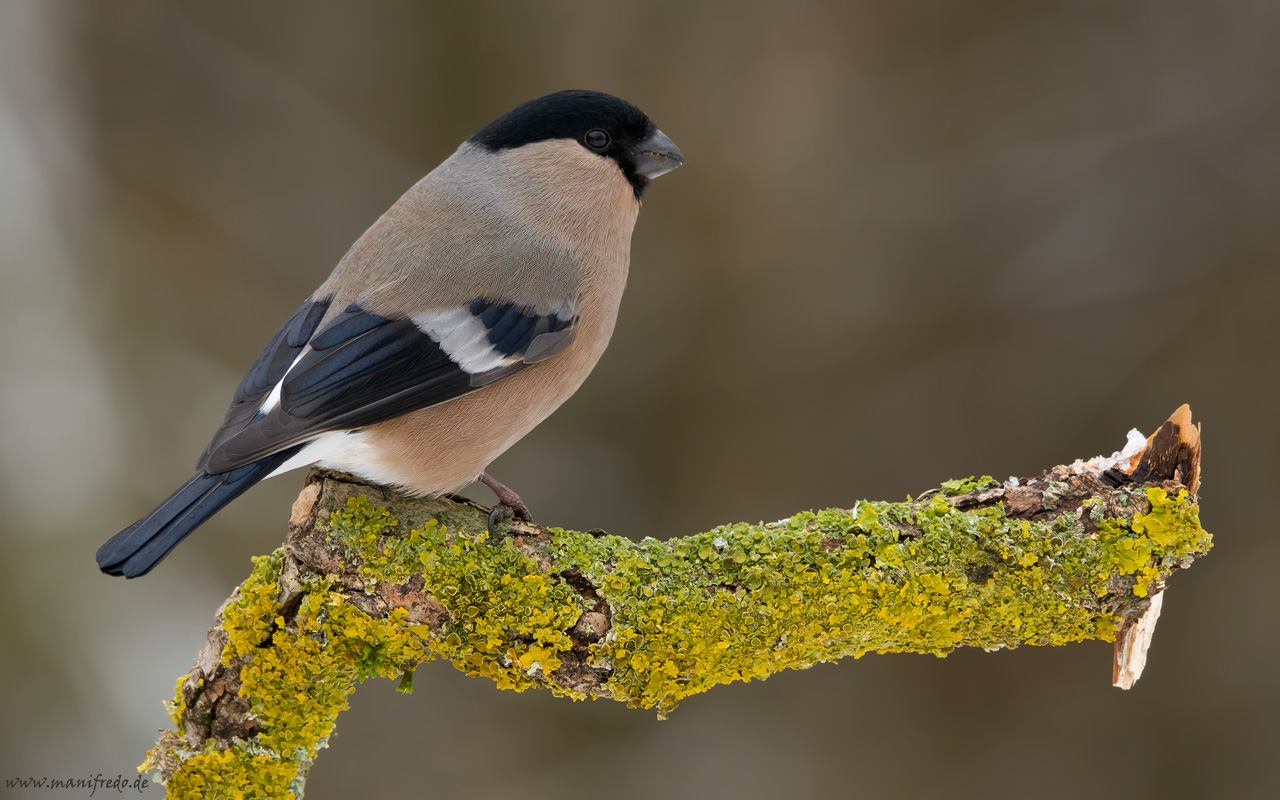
[633,129,684,180]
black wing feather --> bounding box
[200,298,575,474]
[196,297,331,470]
[282,318,456,418]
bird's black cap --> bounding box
[469,90,663,196]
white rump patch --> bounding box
[265,430,365,479]
[265,430,405,487]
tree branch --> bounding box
[143,406,1210,798]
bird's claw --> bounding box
[479,472,533,536]
[487,504,512,535]
[486,500,532,536]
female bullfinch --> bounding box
[97,90,683,577]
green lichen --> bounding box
[161,745,300,800]
[146,544,433,798]
[149,478,1211,794]
[330,495,586,695]
[316,485,1211,717]
[539,487,1198,715]
[939,475,998,495]
[1100,487,1212,597]
[327,497,441,585]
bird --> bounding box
[96,89,683,578]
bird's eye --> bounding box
[584,129,611,151]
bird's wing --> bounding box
[196,295,577,474]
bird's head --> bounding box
[468,90,683,200]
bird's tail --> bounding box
[96,446,301,578]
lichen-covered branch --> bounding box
[144,407,1210,799]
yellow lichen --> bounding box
[148,543,434,797]
[148,480,1212,792]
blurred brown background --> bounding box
[2,1,1277,798]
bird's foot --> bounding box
[479,472,533,535]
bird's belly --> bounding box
[312,329,608,495]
